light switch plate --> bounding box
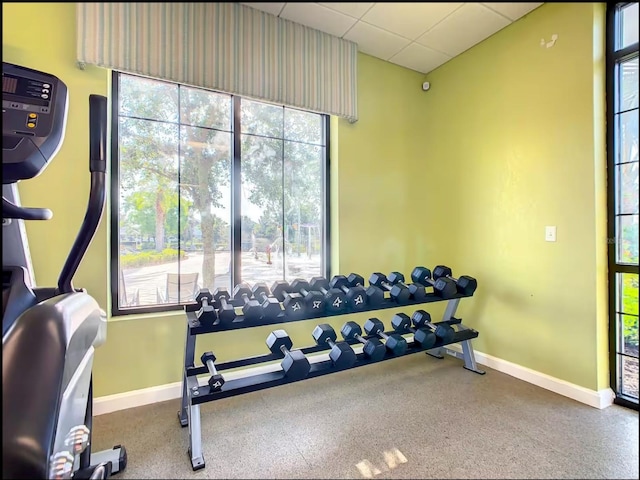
[545,226,556,242]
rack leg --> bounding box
[426,298,485,374]
[186,375,205,471]
[178,323,197,427]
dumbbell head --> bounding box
[208,374,225,391]
[213,287,236,323]
[456,276,478,296]
[232,283,252,301]
[330,276,367,311]
[266,329,293,354]
[432,265,452,279]
[251,282,281,319]
[201,351,216,365]
[411,266,431,285]
[347,273,384,306]
[271,280,291,302]
[290,279,326,314]
[391,313,411,332]
[282,349,311,379]
[369,272,388,288]
[412,328,437,349]
[196,289,213,305]
[363,318,385,336]
[310,277,346,313]
[340,321,363,340]
[312,324,356,369]
[252,282,271,299]
[283,292,305,318]
[341,321,385,361]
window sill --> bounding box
[108,308,186,323]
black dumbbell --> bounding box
[251,283,283,320]
[309,276,347,313]
[201,351,225,392]
[289,279,327,316]
[363,318,408,356]
[390,313,436,349]
[271,280,306,318]
[411,309,456,343]
[432,265,478,296]
[346,273,384,307]
[369,272,410,304]
[329,275,368,311]
[195,289,217,325]
[340,321,386,362]
[312,324,357,369]
[266,329,311,380]
[410,266,457,299]
[212,288,237,324]
[387,272,427,301]
[232,283,263,321]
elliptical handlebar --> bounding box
[57,95,108,294]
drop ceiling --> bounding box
[240,2,543,74]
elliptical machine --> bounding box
[2,62,127,479]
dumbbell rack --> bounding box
[178,288,484,471]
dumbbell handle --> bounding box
[218,296,232,309]
[280,345,292,356]
[204,358,219,376]
[354,333,371,345]
[370,328,391,342]
[201,297,212,308]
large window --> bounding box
[607,2,639,408]
[111,72,330,314]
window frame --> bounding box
[110,71,332,316]
[606,2,639,409]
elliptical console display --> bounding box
[3,62,68,184]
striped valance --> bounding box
[76,2,358,121]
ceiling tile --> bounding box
[279,3,358,37]
[481,3,543,21]
[344,21,411,60]
[389,43,451,74]
[319,3,374,19]
[416,4,510,57]
[361,2,463,41]
[241,3,286,17]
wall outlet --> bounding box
[545,226,557,242]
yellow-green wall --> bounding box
[418,2,608,390]
[2,2,608,396]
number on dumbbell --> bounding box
[309,277,347,313]
[271,280,306,318]
[201,351,225,392]
[289,279,327,316]
[329,275,368,311]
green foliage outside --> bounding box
[117,75,324,288]
[121,248,186,268]
[622,274,639,347]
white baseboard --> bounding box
[94,347,615,415]
[444,344,615,409]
